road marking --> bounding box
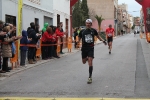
[0,98,150,100]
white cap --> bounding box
[86,19,92,23]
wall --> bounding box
[2,0,18,22]
[24,0,53,13]
[53,0,70,36]
[87,0,115,31]
[1,0,53,33]
[0,0,2,20]
[87,0,114,20]
[23,0,53,30]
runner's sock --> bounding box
[89,66,93,78]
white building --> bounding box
[53,0,70,36]
[0,0,70,36]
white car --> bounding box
[80,26,86,30]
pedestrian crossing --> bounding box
[0,98,149,100]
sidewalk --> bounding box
[0,40,102,80]
[140,36,150,79]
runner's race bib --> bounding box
[85,33,93,43]
[108,33,113,37]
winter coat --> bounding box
[2,35,15,58]
[27,28,41,44]
[55,28,64,37]
[42,31,53,42]
[74,31,78,40]
[20,30,30,51]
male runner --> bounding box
[106,24,115,54]
[78,19,107,84]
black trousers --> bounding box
[60,37,63,53]
[52,42,57,57]
[20,50,27,66]
[2,57,8,71]
[28,47,36,60]
[34,48,37,60]
[47,42,53,58]
[41,42,48,59]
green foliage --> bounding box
[94,15,105,32]
[72,0,82,28]
[81,0,89,25]
[132,24,135,30]
[72,0,89,28]
[99,32,106,41]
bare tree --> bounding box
[89,7,96,20]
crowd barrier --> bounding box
[0,36,98,69]
[146,33,150,43]
[0,37,73,69]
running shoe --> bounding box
[87,78,92,84]
[109,51,111,54]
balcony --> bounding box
[123,21,127,27]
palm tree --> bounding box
[95,15,105,33]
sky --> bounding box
[118,0,142,17]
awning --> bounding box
[135,0,150,32]
[70,0,78,7]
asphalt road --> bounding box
[0,34,150,98]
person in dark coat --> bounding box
[27,22,41,64]
[74,28,78,48]
[20,30,31,66]
[50,25,60,58]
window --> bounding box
[57,14,60,26]
[35,18,39,25]
[5,15,16,26]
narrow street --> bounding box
[0,34,150,98]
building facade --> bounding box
[134,17,141,32]
[118,3,128,33]
[0,0,70,37]
[140,8,145,33]
[87,0,117,33]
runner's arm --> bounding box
[78,37,81,43]
[113,29,115,37]
[96,35,107,45]
[96,35,105,42]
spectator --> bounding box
[56,23,64,54]
[77,27,81,35]
[73,28,78,48]
[27,22,41,64]
[41,27,53,60]
[34,24,41,62]
[42,23,49,35]
[20,30,31,67]
[0,20,6,73]
[50,25,60,58]
[2,26,21,72]
[57,22,65,54]
[0,21,14,73]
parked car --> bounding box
[80,26,86,30]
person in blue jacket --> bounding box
[20,30,31,66]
